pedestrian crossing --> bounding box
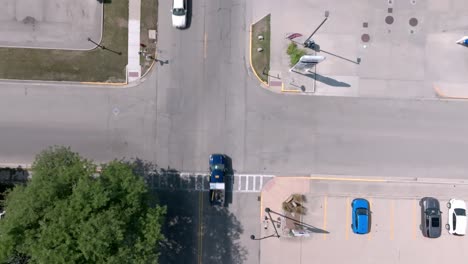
[147,172,275,193]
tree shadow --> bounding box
[97,0,112,3]
[0,167,30,183]
[129,159,248,264]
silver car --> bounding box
[420,197,442,238]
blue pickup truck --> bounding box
[209,154,226,206]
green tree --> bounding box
[0,146,165,264]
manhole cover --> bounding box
[385,16,394,25]
[112,107,120,116]
[361,34,370,42]
[409,18,418,27]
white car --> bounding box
[446,199,467,235]
[171,0,187,29]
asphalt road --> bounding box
[2,0,468,179]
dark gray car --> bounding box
[420,197,442,238]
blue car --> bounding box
[351,198,370,234]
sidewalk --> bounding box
[127,0,142,83]
[251,1,468,99]
[258,175,468,264]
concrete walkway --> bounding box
[127,0,142,83]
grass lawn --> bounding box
[0,1,129,83]
[140,0,158,74]
[251,14,270,83]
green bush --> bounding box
[286,42,306,66]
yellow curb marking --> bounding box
[412,200,417,240]
[434,85,468,100]
[281,82,301,93]
[323,196,328,240]
[390,200,395,240]
[198,191,203,264]
[309,176,386,182]
[249,22,269,87]
[346,197,350,240]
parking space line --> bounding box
[390,200,395,240]
[412,200,417,240]
[368,198,372,240]
[323,196,328,240]
[345,197,350,240]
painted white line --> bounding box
[259,175,263,192]
[246,175,250,191]
[238,175,242,191]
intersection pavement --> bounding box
[1,1,468,263]
[1,0,468,178]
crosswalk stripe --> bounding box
[148,173,275,192]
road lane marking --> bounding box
[259,175,263,192]
[346,197,350,240]
[412,200,417,240]
[246,175,249,191]
[238,175,242,191]
[390,200,395,240]
[323,196,328,240]
[198,191,203,264]
[204,33,207,59]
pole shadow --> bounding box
[292,70,351,87]
[319,48,360,64]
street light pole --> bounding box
[303,11,330,50]
[265,208,281,238]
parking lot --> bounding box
[0,0,102,49]
[253,0,468,98]
[260,177,468,264]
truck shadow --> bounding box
[130,159,248,264]
[224,155,234,207]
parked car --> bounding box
[351,198,370,234]
[420,197,442,238]
[446,199,467,235]
[171,0,187,28]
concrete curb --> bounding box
[434,85,468,100]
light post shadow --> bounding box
[319,49,360,65]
